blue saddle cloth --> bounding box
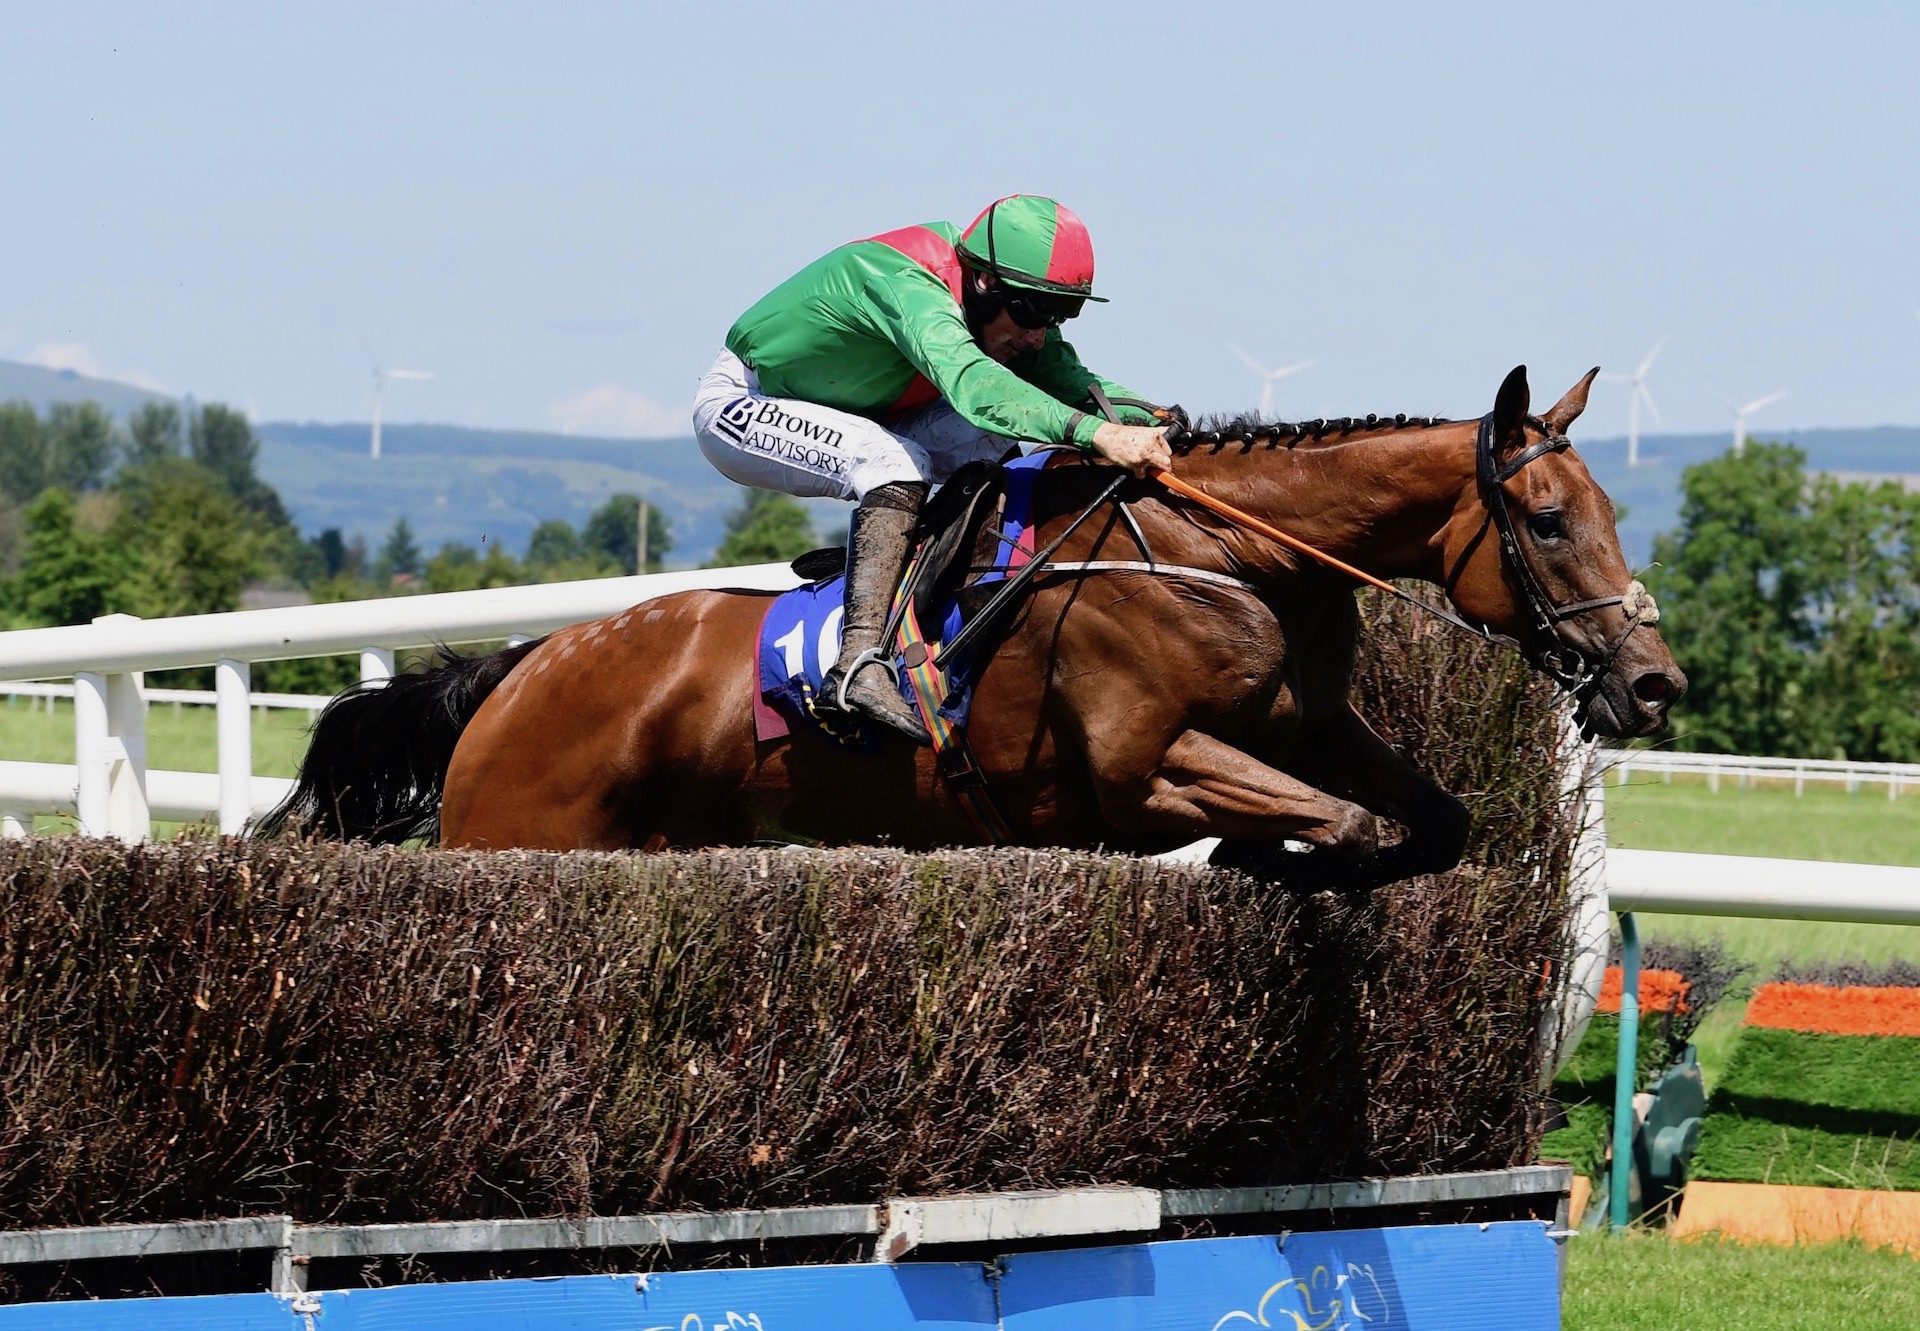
[754,573,966,744]
[753,453,1052,745]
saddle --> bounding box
[788,454,1017,627]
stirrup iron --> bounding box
[834,646,900,712]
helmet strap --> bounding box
[960,265,1001,339]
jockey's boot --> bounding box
[819,480,932,745]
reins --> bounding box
[1149,467,1505,648]
[1147,412,1660,716]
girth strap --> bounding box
[1030,560,1261,596]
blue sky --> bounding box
[2,1,1915,442]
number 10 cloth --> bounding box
[752,571,971,748]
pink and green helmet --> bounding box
[956,194,1107,302]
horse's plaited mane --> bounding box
[1174,410,1557,455]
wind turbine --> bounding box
[368,362,432,460]
[1729,388,1788,456]
[1228,344,1316,419]
[1599,335,1666,467]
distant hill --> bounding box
[1573,424,1920,566]
[0,358,170,420]
[250,419,1920,570]
[251,420,837,566]
[7,357,1915,568]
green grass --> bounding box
[0,698,312,835]
[1540,1099,1610,1179]
[1563,1232,1920,1329]
[1691,1029,1920,1191]
[1605,774,1920,866]
[1713,1030,1920,1118]
[1609,777,1920,981]
[0,697,310,776]
[1693,1117,1920,1192]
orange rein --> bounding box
[1151,469,1402,596]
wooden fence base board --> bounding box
[1673,1180,1920,1253]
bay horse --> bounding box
[263,366,1684,887]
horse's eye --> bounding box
[1528,511,1566,541]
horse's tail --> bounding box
[255,637,546,844]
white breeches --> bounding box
[692,349,1010,501]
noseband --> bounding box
[1465,415,1659,711]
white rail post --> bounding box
[1,811,25,838]
[105,667,149,842]
[215,657,253,835]
[360,647,395,684]
[73,672,108,833]
[74,618,151,841]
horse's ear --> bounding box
[1492,364,1530,454]
[1543,366,1602,435]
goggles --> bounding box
[1000,286,1085,330]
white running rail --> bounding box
[1607,847,1920,924]
[0,566,799,839]
[1602,746,1917,798]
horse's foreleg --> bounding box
[1290,702,1471,883]
[1095,729,1380,856]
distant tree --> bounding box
[424,541,479,593]
[43,402,116,493]
[1795,473,1920,761]
[312,527,349,579]
[712,489,818,568]
[0,498,22,580]
[1647,443,1814,757]
[126,402,183,468]
[113,465,260,617]
[584,493,671,573]
[343,533,369,581]
[189,404,258,492]
[424,540,525,593]
[191,404,292,530]
[525,519,583,569]
[0,402,46,503]
[1647,441,1920,761]
[475,542,521,589]
[6,489,130,625]
[375,517,423,582]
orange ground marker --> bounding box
[1744,982,1920,1038]
[1595,966,1691,1016]
[1673,1180,1920,1253]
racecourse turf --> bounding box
[1690,1028,1920,1191]
[1562,1232,1920,1328]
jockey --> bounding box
[693,194,1174,744]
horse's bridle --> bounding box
[1004,398,1660,724]
[1454,414,1657,711]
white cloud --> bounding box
[548,384,688,439]
[28,341,106,377]
[27,340,169,393]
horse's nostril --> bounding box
[1632,672,1676,706]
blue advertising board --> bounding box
[0,1220,1556,1330]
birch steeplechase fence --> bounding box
[2,570,1916,1326]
